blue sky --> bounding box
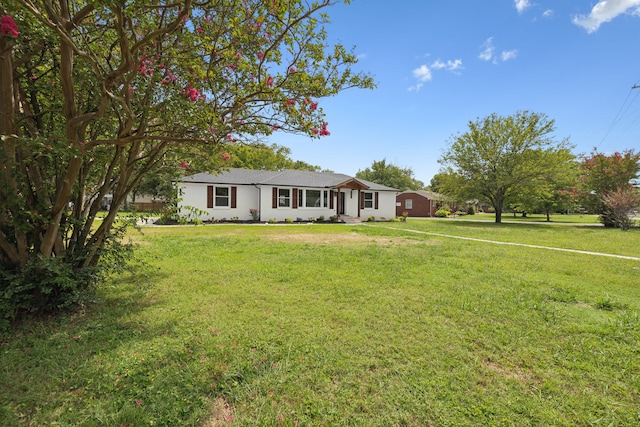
[269,0,640,186]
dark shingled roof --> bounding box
[179,168,398,191]
[397,189,445,200]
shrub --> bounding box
[318,215,325,222]
[0,222,134,330]
[285,218,294,223]
[268,218,277,224]
[435,208,450,218]
[230,216,239,222]
[467,206,475,215]
[308,217,316,223]
[367,215,375,222]
[329,215,339,222]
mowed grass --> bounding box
[1,222,639,426]
[450,212,601,224]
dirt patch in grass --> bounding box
[263,232,426,246]
[202,397,235,426]
[482,358,536,384]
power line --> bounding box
[596,82,640,149]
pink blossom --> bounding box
[286,99,296,106]
[196,25,203,34]
[314,122,330,136]
[257,52,264,60]
[208,126,216,134]
[1,16,19,39]
[236,52,242,60]
[179,161,190,170]
[221,152,231,161]
[309,101,318,111]
[161,71,178,85]
[205,16,213,24]
[266,76,274,87]
[135,399,142,406]
[183,85,201,101]
[289,67,296,73]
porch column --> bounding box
[335,187,341,218]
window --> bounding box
[363,192,373,208]
[296,189,327,208]
[278,188,290,207]
[215,187,229,207]
[208,186,236,208]
[305,190,321,207]
[405,199,413,209]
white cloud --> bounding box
[514,0,531,14]
[479,38,518,64]
[431,59,463,72]
[542,9,554,18]
[413,65,432,82]
[478,37,495,62]
[501,50,518,61]
[408,59,464,91]
[573,0,640,33]
[408,65,432,91]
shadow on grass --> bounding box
[0,266,222,425]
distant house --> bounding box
[396,190,445,217]
[177,168,398,222]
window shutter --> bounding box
[272,187,278,209]
[330,191,334,209]
[360,192,365,209]
[231,186,237,208]
[292,188,298,209]
[375,192,379,210]
[207,186,213,208]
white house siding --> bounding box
[178,182,258,221]
[360,190,397,220]
[178,178,398,222]
[260,185,337,222]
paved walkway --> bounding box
[371,225,640,262]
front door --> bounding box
[340,191,346,215]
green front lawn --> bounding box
[1,223,639,426]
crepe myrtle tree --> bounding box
[0,1,374,316]
[578,149,640,227]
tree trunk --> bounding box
[494,199,503,223]
[0,36,27,266]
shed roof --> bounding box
[397,189,445,200]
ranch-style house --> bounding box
[177,168,398,222]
